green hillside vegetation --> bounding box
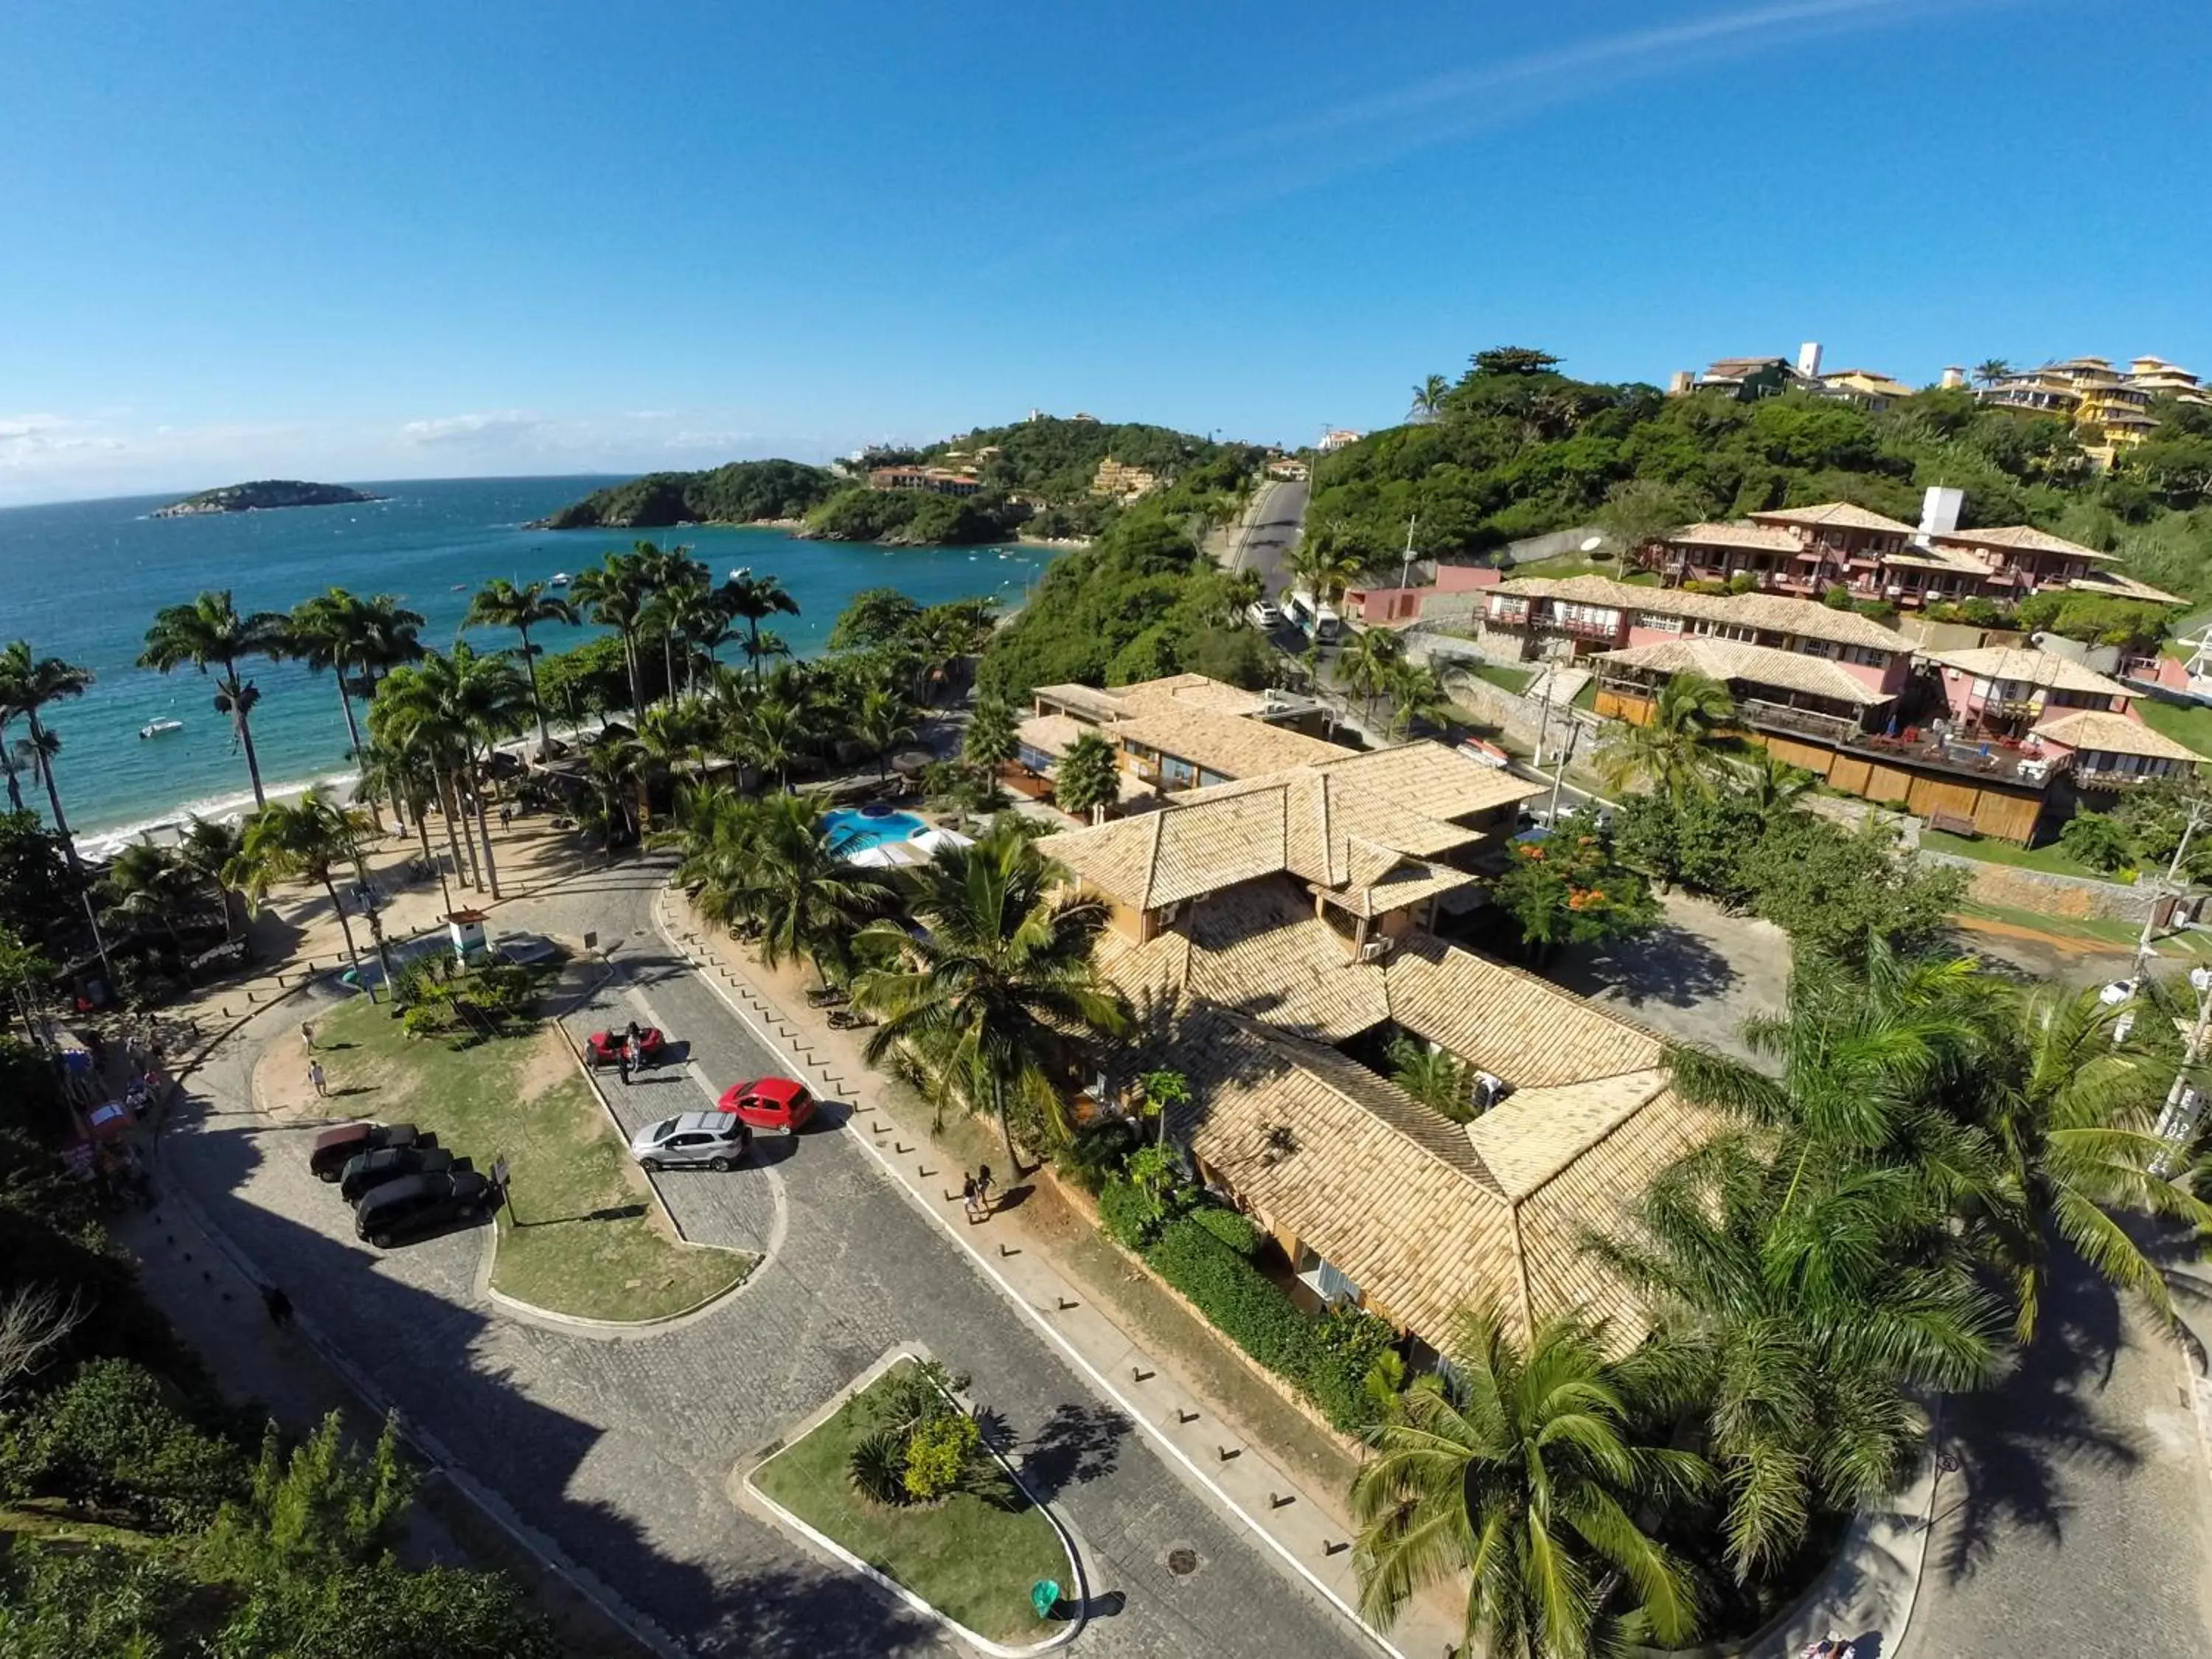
[532,459,840,529]
[535,417,1265,547]
[1310,348,2212,618]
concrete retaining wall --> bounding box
[1921,852,2157,922]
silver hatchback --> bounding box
[630,1112,752,1172]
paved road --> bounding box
[1227,479,1307,598]
[156,860,1373,1659]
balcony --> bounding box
[1556,613,1624,642]
[1486,604,1533,628]
[2073,764,2170,790]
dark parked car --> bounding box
[338,1145,459,1206]
[355,1169,494,1248]
[309,1121,425,1182]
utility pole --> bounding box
[2152,965,2212,1178]
[1547,715,1584,824]
[1397,515,1419,597]
[2132,796,2208,977]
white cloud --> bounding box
[397,410,552,446]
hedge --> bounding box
[1186,1206,1262,1258]
[1098,1178,1159,1251]
[1144,1217,1393,1433]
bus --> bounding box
[1284,588,1341,645]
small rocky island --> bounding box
[153,479,385,518]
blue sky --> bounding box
[3,0,2207,504]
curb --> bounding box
[741,1345,1088,1658]
[654,889,1411,1659]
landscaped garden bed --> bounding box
[750,1358,1073,1646]
[315,993,753,1321]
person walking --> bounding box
[961,1172,983,1223]
[616,1048,630,1088]
[299,1018,315,1050]
[261,1284,294,1329]
[307,1058,327,1098]
[974,1164,995,1217]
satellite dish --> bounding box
[1579,535,1604,553]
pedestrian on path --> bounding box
[307,1059,327,1098]
[616,1049,630,1087]
[975,1164,995,1217]
[261,1284,293,1329]
[962,1172,983,1223]
[300,1019,314,1050]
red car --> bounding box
[586,1027,667,1069]
[717,1077,815,1135]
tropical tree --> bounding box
[1382,658,1448,738]
[226,789,392,994]
[1385,1034,1475,1121]
[175,815,245,944]
[672,790,890,979]
[571,552,651,714]
[0,923,54,1043]
[633,542,709,704]
[1350,1303,1705,1658]
[630,701,704,832]
[1287,535,1366,606]
[717,570,801,686]
[850,685,917,785]
[1957,978,2212,1340]
[1585,1133,2001,1581]
[0,642,94,874]
[964,694,1018,774]
[372,645,528,899]
[462,579,577,756]
[1596,671,1735,802]
[100,842,198,957]
[284,589,379,804]
[1408,373,1451,422]
[854,821,1128,1166]
[732,695,807,793]
[139,592,288,810]
[357,736,446,897]
[1054,731,1121,824]
[0,736,34,815]
[1336,626,1404,720]
[1728,750,1815,815]
[580,737,641,860]
[1972,358,2013,388]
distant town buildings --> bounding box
[866,465,983,497]
[1265,455,1310,482]
[1089,457,1162,501]
[1316,428,1363,453]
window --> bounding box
[1294,1245,1363,1307]
[1846,646,1890,668]
[1797,638,1840,659]
[1691,620,1755,642]
[1634,610,1683,633]
[1161,756,1197,786]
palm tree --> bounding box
[1585,1133,2001,1581]
[1407,373,1451,422]
[372,644,529,899]
[356,737,445,902]
[102,842,198,958]
[853,821,1128,1166]
[710,793,891,978]
[1351,1304,1705,1658]
[733,695,807,793]
[139,591,288,809]
[572,552,652,714]
[1335,626,1404,720]
[1596,670,1735,802]
[0,734,34,815]
[1958,978,2212,1340]
[175,815,245,944]
[1385,1034,1474,1121]
[1972,358,2012,389]
[1054,731,1121,824]
[0,641,94,874]
[1287,536,1366,608]
[850,685,917,785]
[1728,750,1815,815]
[581,737,641,860]
[285,589,378,794]
[463,578,577,756]
[907,604,979,707]
[964,693,1019,774]
[226,789,391,994]
[659,583,731,697]
[717,570,801,686]
[1382,658,1447,739]
[630,702,705,833]
[635,543,709,705]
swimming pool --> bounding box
[822,805,928,855]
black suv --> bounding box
[354,1169,494,1248]
[338,1144,459,1206]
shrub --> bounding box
[1302,1307,1401,1431]
[0,1358,243,1531]
[849,1427,908,1506]
[1099,1177,1161,1251]
[1148,1218,1313,1378]
[2059,810,2138,873]
[1186,1205,1263,1258]
[902,1413,981,1501]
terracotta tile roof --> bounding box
[1116,673,1273,718]
[1307,742,1549,823]
[1494,575,1914,652]
[1880,543,1992,575]
[1015,713,1088,759]
[1465,1071,1673,1199]
[1596,637,1895,706]
[1749,501,1919,534]
[1031,683,1127,723]
[1318,849,1479,921]
[1148,1006,1714,1349]
[1382,933,1666,1087]
[1925,647,2131,698]
[2033,709,2206,762]
[1661,521,1802,554]
[1050,791,1292,911]
[1932,524,2119,560]
[1110,707,1352,779]
[2072,571,2187,605]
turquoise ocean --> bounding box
[0,476,1060,845]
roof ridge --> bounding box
[1140,809,1169,909]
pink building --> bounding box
[1341,563,1498,625]
[1923,646,2134,737]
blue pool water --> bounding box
[822,806,927,854]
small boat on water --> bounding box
[550,571,571,587]
[139,718,184,740]
[727,566,750,582]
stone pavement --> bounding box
[651,884,1467,1659]
[144,857,1385,1659]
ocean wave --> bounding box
[76,768,364,853]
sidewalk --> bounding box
[652,887,1467,1659]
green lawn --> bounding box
[1505,553,1658,585]
[316,997,753,1322]
[1465,661,1534,695]
[754,1363,1069,1644]
[2130,697,2212,772]
[1919,827,2115,880]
